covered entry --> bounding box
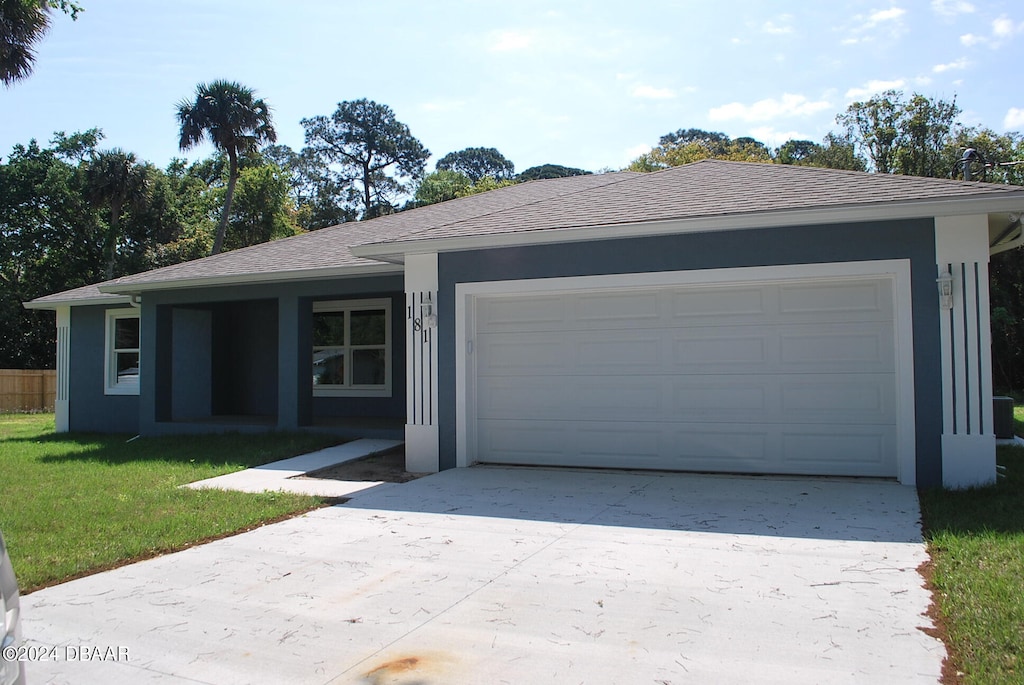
[458,263,914,479]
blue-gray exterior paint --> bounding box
[437,219,943,488]
[127,275,405,435]
[68,305,140,433]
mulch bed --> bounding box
[298,446,423,484]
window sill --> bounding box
[313,387,392,399]
[105,384,140,396]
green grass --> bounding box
[0,414,340,592]
[1014,405,1024,437]
[919,445,1024,684]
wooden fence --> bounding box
[0,369,57,412]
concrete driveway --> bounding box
[20,467,944,684]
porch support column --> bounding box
[278,294,312,429]
[405,253,440,472]
[935,215,996,488]
[54,306,70,432]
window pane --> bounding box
[312,349,344,385]
[116,352,139,383]
[115,317,140,349]
[350,310,386,345]
[313,313,346,346]
[352,349,386,385]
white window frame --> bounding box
[104,309,140,396]
[312,298,392,398]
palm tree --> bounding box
[176,80,277,255]
[86,148,149,280]
[1,0,49,85]
[1,0,80,86]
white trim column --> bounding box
[936,215,996,488]
[405,253,439,472]
[55,306,70,432]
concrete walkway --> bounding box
[184,438,404,498]
[21,467,944,684]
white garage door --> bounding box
[471,277,898,477]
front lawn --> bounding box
[0,414,339,591]
[920,445,1024,684]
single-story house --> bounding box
[25,160,1024,489]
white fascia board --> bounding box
[23,295,131,310]
[351,195,1024,258]
[98,263,402,295]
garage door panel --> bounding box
[780,376,894,420]
[479,373,891,425]
[476,295,565,332]
[672,334,770,368]
[779,281,892,318]
[779,325,894,369]
[670,287,766,318]
[479,421,662,466]
[780,429,893,477]
[575,291,661,322]
[476,337,568,371]
[471,275,899,478]
[478,376,664,421]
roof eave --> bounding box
[98,263,403,295]
[351,195,1024,258]
[24,294,132,310]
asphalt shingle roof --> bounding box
[101,172,636,290]
[363,160,1024,245]
[26,160,1024,305]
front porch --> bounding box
[137,279,407,441]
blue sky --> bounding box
[2,0,1023,173]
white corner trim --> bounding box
[942,434,997,488]
[55,307,70,432]
[454,260,917,484]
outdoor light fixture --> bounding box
[420,296,437,328]
[936,270,954,310]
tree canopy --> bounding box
[301,99,429,219]
[517,164,591,181]
[435,147,515,182]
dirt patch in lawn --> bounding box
[296,446,423,484]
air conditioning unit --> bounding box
[993,396,1015,439]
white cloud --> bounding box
[488,30,533,52]
[866,7,907,26]
[842,6,907,44]
[915,75,934,86]
[631,84,675,99]
[931,0,975,17]
[749,127,808,147]
[845,79,906,99]
[708,93,832,122]
[992,15,1022,39]
[933,57,969,72]
[960,33,983,46]
[1005,107,1024,129]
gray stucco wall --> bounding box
[68,304,140,434]
[437,219,943,487]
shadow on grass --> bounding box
[919,445,1024,537]
[10,431,341,469]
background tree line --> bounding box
[4,85,1024,390]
